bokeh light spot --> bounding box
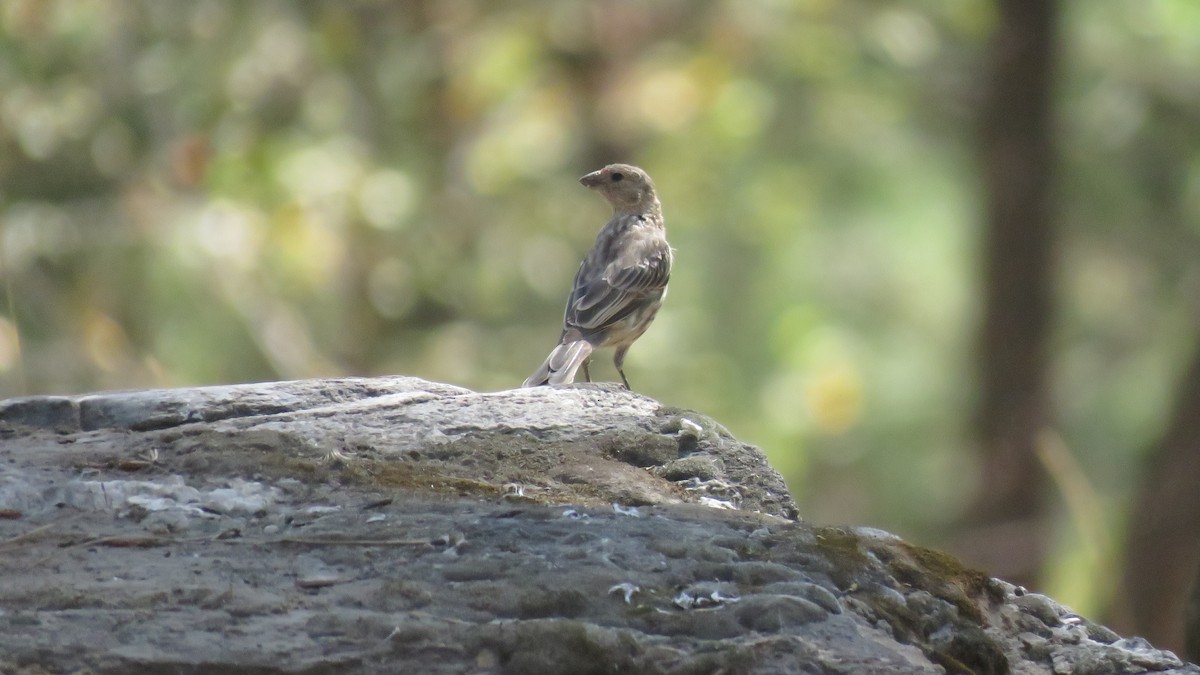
[359,170,416,230]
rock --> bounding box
[0,377,1193,674]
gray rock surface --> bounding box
[0,377,1192,674]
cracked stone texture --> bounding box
[0,377,1193,674]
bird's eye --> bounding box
[611,172,624,182]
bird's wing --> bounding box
[568,237,671,332]
[603,237,672,292]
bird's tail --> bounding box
[522,339,593,387]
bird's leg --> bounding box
[614,346,631,390]
[582,358,592,383]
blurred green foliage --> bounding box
[2,1,1199,616]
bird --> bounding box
[523,163,673,390]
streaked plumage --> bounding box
[523,164,672,389]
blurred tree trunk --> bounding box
[958,0,1059,589]
[1114,343,1200,655]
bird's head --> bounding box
[579,164,657,213]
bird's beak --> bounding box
[579,170,604,188]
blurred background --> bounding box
[3,0,1200,656]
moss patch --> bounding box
[812,527,872,590]
[887,541,994,625]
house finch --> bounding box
[523,163,672,390]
